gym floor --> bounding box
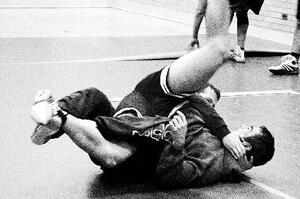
[0,6,299,199]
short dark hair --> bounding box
[244,126,275,166]
[201,83,221,100]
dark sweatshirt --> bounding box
[155,104,231,188]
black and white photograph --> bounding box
[0,0,299,198]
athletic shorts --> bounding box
[116,65,192,117]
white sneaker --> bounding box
[30,89,62,145]
[230,46,245,63]
[31,89,60,125]
[268,54,299,75]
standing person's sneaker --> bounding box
[30,89,64,145]
[268,54,299,75]
[230,45,245,62]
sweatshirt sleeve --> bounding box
[189,95,231,140]
[154,137,220,188]
[154,145,202,188]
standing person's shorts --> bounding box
[229,0,248,11]
[229,0,265,15]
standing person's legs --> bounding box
[204,0,230,38]
[236,10,249,50]
[268,1,300,75]
[230,9,248,62]
[291,0,300,59]
[291,21,300,58]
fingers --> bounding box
[229,142,245,159]
[230,149,238,160]
[249,156,254,164]
[170,111,187,127]
[236,143,246,159]
[176,111,187,125]
[232,135,246,159]
[241,155,253,170]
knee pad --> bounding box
[237,12,249,26]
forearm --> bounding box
[189,95,230,140]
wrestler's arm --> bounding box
[189,95,245,159]
[189,95,230,139]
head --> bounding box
[197,83,221,108]
[236,125,275,167]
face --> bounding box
[234,125,262,139]
[198,87,218,108]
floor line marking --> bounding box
[0,52,186,65]
[109,90,300,102]
[244,177,297,199]
[222,90,300,97]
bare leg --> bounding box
[205,0,230,38]
[50,114,136,168]
[168,36,229,94]
[236,10,249,49]
[291,20,300,55]
[168,0,230,94]
[237,24,248,49]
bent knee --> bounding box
[89,153,117,168]
[210,36,230,56]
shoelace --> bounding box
[281,63,295,71]
[234,47,243,57]
[281,54,295,62]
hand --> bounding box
[168,111,188,149]
[222,133,246,159]
[187,39,199,51]
[238,154,253,171]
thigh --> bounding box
[167,36,229,95]
[196,0,208,14]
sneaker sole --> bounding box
[269,69,299,75]
[31,125,54,145]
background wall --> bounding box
[127,0,298,33]
[0,0,297,34]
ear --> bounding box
[243,141,252,151]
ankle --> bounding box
[50,115,62,129]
